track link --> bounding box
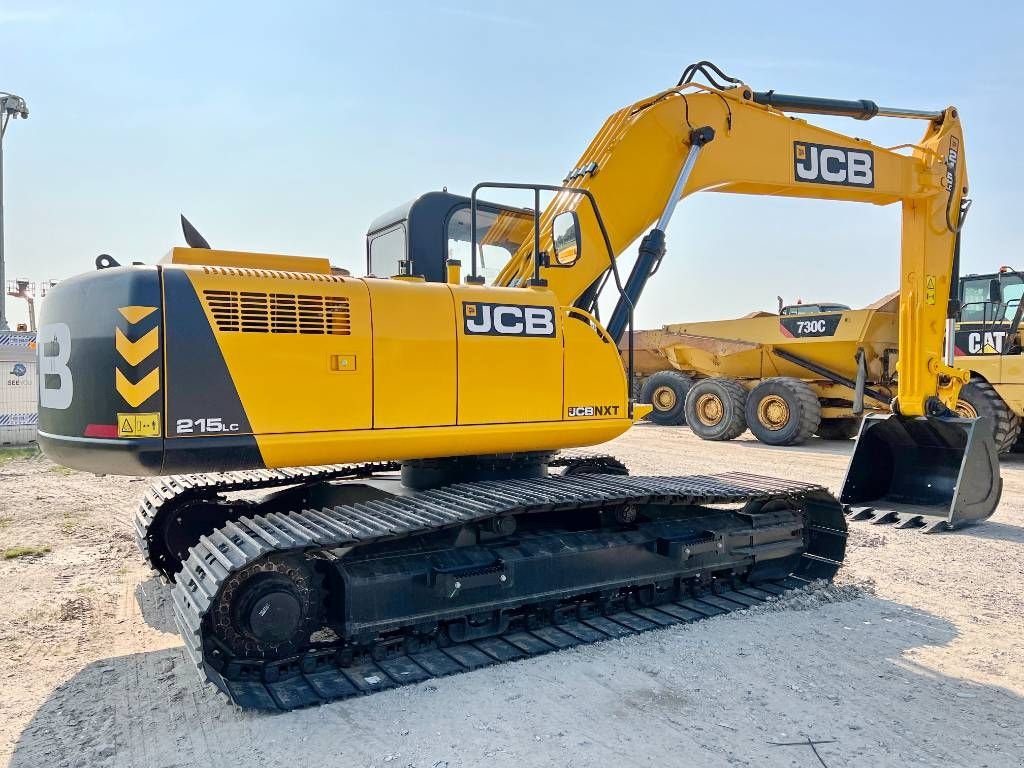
[135,454,626,580]
[134,462,402,579]
[167,471,846,710]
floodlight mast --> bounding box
[0,92,29,332]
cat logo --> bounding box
[463,302,556,337]
[794,141,874,188]
[957,330,1006,355]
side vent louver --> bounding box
[204,290,351,335]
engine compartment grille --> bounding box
[203,290,352,335]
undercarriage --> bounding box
[135,454,847,710]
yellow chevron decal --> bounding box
[115,367,160,407]
[118,305,158,324]
[115,326,159,366]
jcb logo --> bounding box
[794,142,874,188]
[463,302,556,337]
[567,405,620,417]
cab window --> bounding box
[1002,280,1024,322]
[960,277,990,322]
[368,226,406,277]
[446,206,533,285]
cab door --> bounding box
[453,285,563,425]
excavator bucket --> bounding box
[840,413,1001,533]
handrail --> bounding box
[468,182,635,418]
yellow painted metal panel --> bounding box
[255,418,632,468]
[167,247,332,274]
[367,278,457,428]
[183,267,373,434]
[454,284,563,425]
[563,309,629,421]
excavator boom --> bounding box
[490,68,999,530]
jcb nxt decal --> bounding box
[779,314,842,338]
[794,142,874,188]
[463,302,556,337]
[568,405,621,417]
[955,329,1007,356]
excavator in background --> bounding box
[35,62,998,709]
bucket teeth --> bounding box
[922,518,953,534]
[845,506,877,522]
[869,510,901,526]
[894,515,926,530]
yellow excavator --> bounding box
[35,62,998,710]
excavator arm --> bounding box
[497,78,967,417]
[491,66,997,530]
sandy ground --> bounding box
[1,426,1023,768]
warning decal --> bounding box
[117,412,161,438]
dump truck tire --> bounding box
[640,371,694,425]
[815,417,862,440]
[955,379,1021,454]
[745,377,821,446]
[684,378,747,441]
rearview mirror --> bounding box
[551,211,580,266]
[990,278,1003,305]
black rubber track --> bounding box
[168,471,846,710]
[135,462,401,581]
[196,575,817,711]
[136,455,627,580]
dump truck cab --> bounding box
[780,302,851,316]
[956,268,1024,352]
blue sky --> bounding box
[1,1,1021,328]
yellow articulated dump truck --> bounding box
[624,294,899,445]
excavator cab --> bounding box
[365,191,535,284]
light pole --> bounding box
[0,92,29,332]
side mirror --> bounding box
[990,278,1003,305]
[551,211,580,266]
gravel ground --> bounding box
[1,425,1023,768]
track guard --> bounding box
[840,413,1001,532]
